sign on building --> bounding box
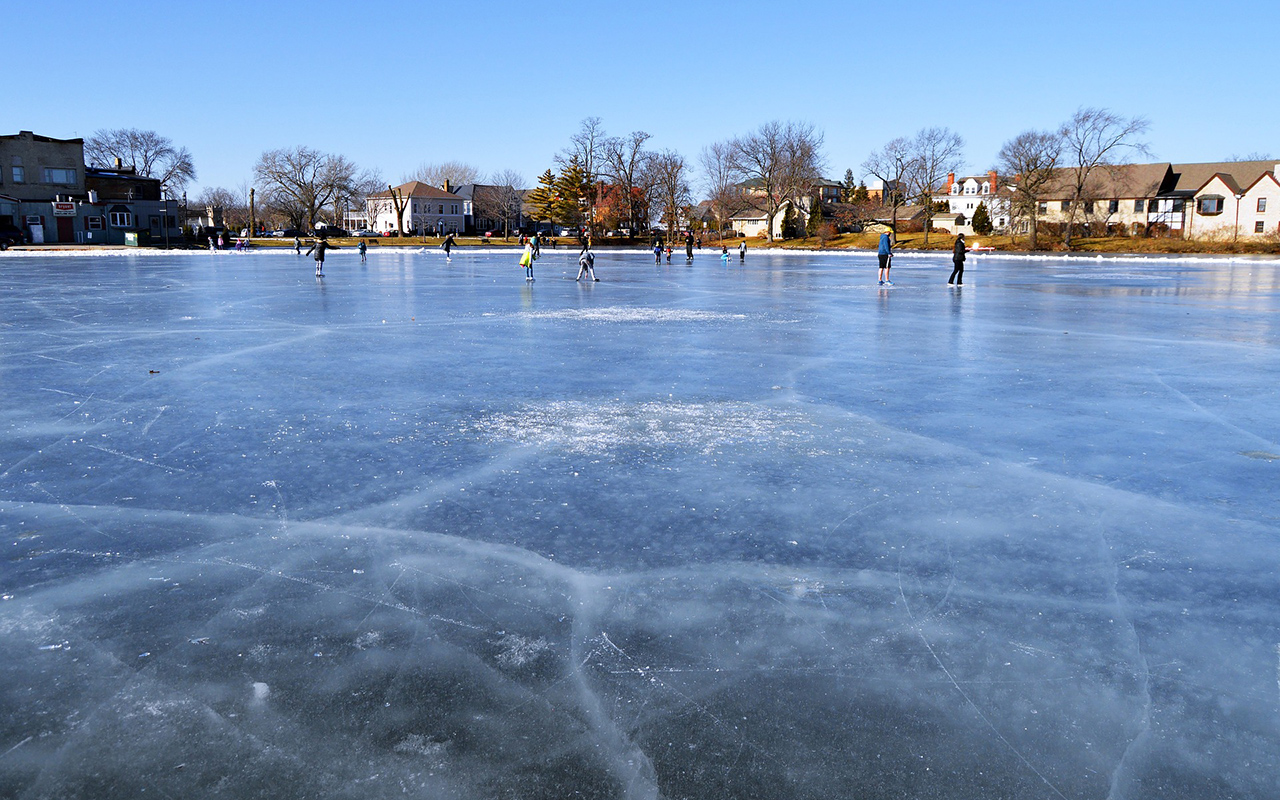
[52,202,76,216]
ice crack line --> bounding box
[86,444,187,474]
[897,558,1069,800]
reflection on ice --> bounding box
[0,250,1278,798]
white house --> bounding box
[366,181,467,235]
[934,171,1011,234]
[1184,166,1280,240]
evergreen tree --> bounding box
[554,155,590,225]
[806,197,823,237]
[853,182,870,203]
[972,201,993,234]
[842,168,857,202]
[781,204,797,239]
[526,169,559,225]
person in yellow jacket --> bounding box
[519,240,536,281]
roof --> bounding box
[871,204,926,222]
[368,181,458,200]
[1,131,84,144]
[730,206,768,220]
[1167,160,1278,196]
[1039,162,1173,200]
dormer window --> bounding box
[951,184,960,195]
[980,182,990,194]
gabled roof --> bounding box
[1038,163,1174,200]
[730,206,768,221]
[368,181,457,200]
[1168,160,1277,196]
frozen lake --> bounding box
[1,247,1277,799]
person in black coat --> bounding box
[305,238,337,276]
[948,233,968,285]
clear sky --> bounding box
[11,0,1275,197]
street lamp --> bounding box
[162,190,170,249]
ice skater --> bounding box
[442,232,455,261]
[720,245,729,263]
[877,231,893,285]
[653,240,663,264]
[358,239,367,262]
[738,240,746,262]
[665,246,672,263]
[576,248,599,281]
[532,232,541,259]
[520,240,536,281]
[305,238,336,277]
[948,233,968,285]
[294,236,302,255]
[207,236,215,252]
[685,232,694,262]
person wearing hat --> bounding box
[948,232,968,285]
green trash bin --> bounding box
[124,231,151,247]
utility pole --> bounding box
[249,188,256,241]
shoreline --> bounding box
[3,244,1280,263]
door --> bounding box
[56,216,73,242]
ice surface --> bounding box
[1,247,1278,798]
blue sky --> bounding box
[12,0,1274,196]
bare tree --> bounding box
[906,127,965,245]
[861,136,913,232]
[996,129,1063,249]
[403,161,481,188]
[726,120,825,240]
[558,117,608,235]
[1059,108,1150,248]
[646,150,691,242]
[254,146,368,232]
[85,128,196,194]
[602,131,652,235]
[493,169,526,238]
[699,140,743,241]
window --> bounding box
[1038,201,1047,213]
[86,216,103,230]
[1084,200,1095,214]
[42,167,77,184]
[12,166,24,183]
[1134,199,1145,212]
[1197,196,1224,215]
[451,204,459,215]
[109,211,133,227]
[1258,198,1267,213]
[1061,200,1070,212]
[1255,221,1266,233]
[438,204,444,214]
[1108,199,1119,213]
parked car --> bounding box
[0,225,25,248]
[316,227,348,239]
[273,228,302,238]
[352,229,376,237]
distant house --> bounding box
[934,171,1012,234]
[452,183,527,234]
[1163,161,1280,239]
[366,181,465,235]
[730,205,769,238]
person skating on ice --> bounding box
[520,239,536,281]
[877,230,894,285]
[948,232,968,285]
[442,232,455,261]
[653,239,662,265]
[738,240,746,262]
[358,239,367,262]
[305,237,336,277]
[576,248,599,281]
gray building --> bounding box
[0,130,180,245]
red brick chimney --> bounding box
[987,170,997,193]
[945,172,955,192]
